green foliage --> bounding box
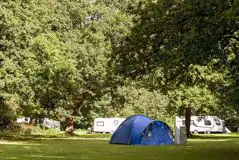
[116,85,169,118]
[0,0,138,129]
[168,85,219,115]
[0,0,238,131]
[0,97,18,131]
[112,0,239,127]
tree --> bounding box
[0,0,136,132]
[168,85,220,135]
[113,0,239,136]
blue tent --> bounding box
[109,115,173,145]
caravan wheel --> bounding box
[193,130,198,134]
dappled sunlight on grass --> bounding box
[36,137,110,140]
[0,141,42,145]
[27,155,66,159]
[191,133,239,140]
[0,134,239,160]
[189,138,232,142]
[0,132,112,141]
[0,157,18,159]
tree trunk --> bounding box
[185,108,192,137]
[65,117,75,135]
[65,107,78,135]
[29,117,34,125]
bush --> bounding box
[0,99,18,132]
[24,128,32,135]
[225,117,239,132]
[74,129,88,135]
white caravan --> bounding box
[16,117,31,124]
[40,118,61,130]
[176,116,225,134]
[16,117,60,130]
[93,118,125,133]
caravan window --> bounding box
[196,117,203,122]
[96,121,104,126]
[204,120,211,126]
[213,117,221,126]
[215,121,221,126]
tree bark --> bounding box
[65,93,89,134]
[65,117,75,135]
[65,107,78,134]
[185,107,192,137]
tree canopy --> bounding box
[0,0,238,132]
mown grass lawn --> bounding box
[0,134,239,160]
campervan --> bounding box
[176,116,225,134]
[93,118,125,133]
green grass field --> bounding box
[0,134,239,160]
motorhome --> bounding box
[176,116,225,134]
[93,118,125,133]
